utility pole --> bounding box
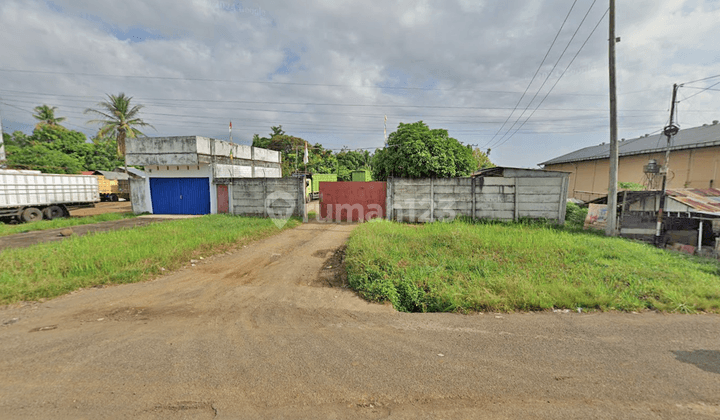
[0,108,6,166]
[606,0,619,236]
[384,115,388,146]
[654,84,680,246]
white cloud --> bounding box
[0,0,718,167]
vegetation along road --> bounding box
[1,222,719,419]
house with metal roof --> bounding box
[540,121,720,201]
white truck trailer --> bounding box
[0,169,100,223]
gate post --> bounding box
[386,177,393,221]
[514,177,520,222]
[471,176,476,221]
[429,177,435,222]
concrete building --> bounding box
[125,136,281,215]
[541,121,720,201]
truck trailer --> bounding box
[0,169,100,223]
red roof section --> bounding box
[667,188,720,213]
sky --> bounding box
[1,0,719,168]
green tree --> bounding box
[372,121,475,181]
[3,131,32,148]
[32,105,66,130]
[4,125,124,173]
[472,148,495,171]
[84,93,154,172]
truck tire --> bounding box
[43,205,64,220]
[21,207,43,223]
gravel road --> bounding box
[1,223,718,419]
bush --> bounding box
[565,202,588,229]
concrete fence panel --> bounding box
[387,174,568,223]
[230,177,307,221]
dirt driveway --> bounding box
[0,217,178,251]
[1,223,719,419]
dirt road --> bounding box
[1,223,719,419]
[0,217,174,251]
[69,201,133,217]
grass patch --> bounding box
[0,212,136,237]
[0,215,300,304]
[345,219,720,313]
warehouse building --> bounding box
[541,121,720,201]
[125,136,281,215]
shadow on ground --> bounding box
[673,350,720,374]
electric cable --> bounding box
[486,0,580,146]
[490,7,609,150]
[485,0,601,150]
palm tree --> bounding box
[33,105,66,130]
[84,93,154,172]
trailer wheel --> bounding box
[21,207,43,223]
[43,205,64,220]
[111,194,119,202]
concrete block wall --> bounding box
[387,176,568,223]
[230,177,306,220]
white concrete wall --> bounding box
[253,147,281,163]
[388,176,568,223]
[130,178,152,214]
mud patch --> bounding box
[308,246,347,288]
[312,249,334,258]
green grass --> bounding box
[0,212,136,237]
[0,215,300,304]
[345,219,720,313]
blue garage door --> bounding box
[150,178,211,215]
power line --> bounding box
[485,0,600,150]
[677,80,720,103]
[682,74,720,85]
[487,0,579,146]
[0,67,606,96]
[491,7,610,150]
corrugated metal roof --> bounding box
[540,122,720,166]
[667,188,720,214]
[95,170,129,180]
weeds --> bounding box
[0,215,299,304]
[345,219,720,313]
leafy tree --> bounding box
[84,92,154,171]
[3,131,32,148]
[619,182,644,191]
[472,148,495,171]
[252,125,374,178]
[372,121,475,181]
[32,104,66,130]
[4,125,123,173]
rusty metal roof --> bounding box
[667,188,720,214]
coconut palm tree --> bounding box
[33,105,66,130]
[84,93,154,172]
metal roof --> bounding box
[471,166,569,178]
[114,167,147,178]
[95,170,129,180]
[540,121,720,166]
[667,188,720,214]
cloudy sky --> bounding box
[1,0,719,167]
